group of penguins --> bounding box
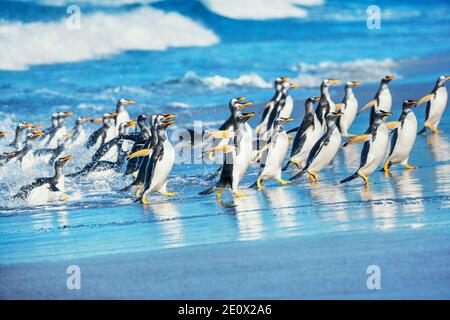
[0,75,448,205]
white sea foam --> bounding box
[0,7,219,71]
[182,71,272,89]
[291,59,400,88]
[202,0,324,20]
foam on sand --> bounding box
[201,0,324,20]
[0,7,219,71]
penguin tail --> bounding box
[290,169,305,181]
[282,162,290,172]
[340,173,358,184]
[206,167,221,181]
[199,185,216,195]
[248,181,258,189]
[417,127,427,135]
[120,180,137,192]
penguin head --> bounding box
[26,131,44,143]
[374,110,393,123]
[229,96,247,110]
[274,77,290,91]
[237,112,255,123]
[322,79,341,88]
[18,122,33,130]
[382,75,394,83]
[55,155,71,168]
[346,81,361,88]
[326,112,344,122]
[280,80,300,94]
[136,114,148,127]
[437,75,450,86]
[275,117,294,128]
[117,98,136,106]
[402,100,418,111]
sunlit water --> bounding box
[0,0,449,264]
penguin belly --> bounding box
[427,87,447,127]
[232,132,253,190]
[260,133,288,179]
[359,126,389,176]
[26,185,50,205]
[376,89,392,112]
[308,130,341,172]
[388,114,417,164]
[279,96,293,118]
[340,97,357,135]
[290,119,322,168]
[149,142,175,193]
[116,112,130,127]
[72,130,86,146]
[103,144,119,162]
[21,152,35,173]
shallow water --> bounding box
[0,0,450,265]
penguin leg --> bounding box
[275,177,291,185]
[136,184,143,197]
[141,192,151,205]
[233,190,248,198]
[290,159,302,169]
[309,171,318,183]
[358,173,370,187]
[402,161,418,170]
[383,160,391,174]
[256,178,266,190]
[426,124,441,135]
[216,188,223,200]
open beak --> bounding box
[162,113,176,120]
[240,101,254,109]
[351,81,361,86]
[382,111,393,117]
[334,112,344,117]
[242,112,256,119]
[162,120,175,127]
[60,155,72,163]
[289,83,300,88]
[328,79,340,85]
[237,96,247,102]
[31,131,44,138]
[280,77,290,82]
[385,75,394,81]
[126,120,137,127]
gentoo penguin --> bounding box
[46,112,73,148]
[340,110,393,187]
[40,113,58,146]
[316,79,341,132]
[290,112,343,183]
[358,75,394,123]
[101,119,135,162]
[13,155,72,205]
[6,131,44,172]
[255,77,287,138]
[336,81,360,137]
[200,102,255,199]
[251,116,293,190]
[85,113,116,149]
[8,122,33,150]
[383,100,419,173]
[128,118,177,204]
[115,98,136,127]
[68,116,93,146]
[125,114,151,175]
[417,75,450,134]
[283,97,322,171]
[35,133,72,165]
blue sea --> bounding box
[0,0,450,298]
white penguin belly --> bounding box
[26,185,50,205]
[291,119,323,167]
[260,133,288,179]
[309,130,341,172]
[280,96,293,118]
[116,112,130,127]
[149,142,175,192]
[341,97,357,134]
[359,126,389,175]
[427,88,447,126]
[389,114,417,163]
[377,90,392,112]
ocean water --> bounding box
[0,0,450,270]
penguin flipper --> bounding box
[290,168,306,181]
[417,127,427,135]
[286,126,299,134]
[340,173,359,184]
[199,185,216,195]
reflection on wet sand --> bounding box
[309,182,349,227]
[263,187,299,232]
[56,210,70,235]
[427,135,450,194]
[392,170,424,214]
[149,201,183,248]
[360,183,397,231]
[230,192,264,241]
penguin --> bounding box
[127,117,177,204]
[340,110,393,187]
[358,75,394,123]
[5,131,44,172]
[68,116,93,147]
[46,112,73,148]
[34,133,73,165]
[85,113,116,149]
[283,97,322,171]
[383,100,420,173]
[40,113,59,146]
[13,155,72,205]
[115,98,136,128]
[315,79,341,132]
[336,81,360,137]
[0,131,6,139]
[417,75,450,134]
[8,122,33,150]
[200,100,255,199]
[124,114,151,175]
[290,112,343,183]
[101,119,135,162]
[251,116,293,190]
[254,77,287,139]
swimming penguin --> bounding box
[40,113,59,146]
[68,116,93,147]
[13,155,72,205]
[336,81,360,137]
[200,101,255,199]
[35,133,73,165]
[315,79,341,131]
[85,113,116,149]
[290,112,343,183]
[124,114,151,175]
[340,110,393,187]
[5,131,44,172]
[251,116,293,190]
[101,120,135,162]
[417,75,450,134]
[283,97,322,171]
[358,75,394,123]
[115,98,136,128]
[127,117,177,204]
[255,77,287,139]
[46,112,73,148]
[383,100,420,173]
[8,122,33,150]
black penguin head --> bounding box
[374,110,392,124]
[437,75,450,87]
[402,99,418,111]
[229,96,247,111]
[237,112,255,123]
[231,98,253,112]
[117,98,136,107]
[274,77,290,91]
[55,155,71,168]
[322,79,340,89]
[18,122,33,131]
[326,112,343,122]
[280,80,300,94]
[136,114,148,127]
[25,131,44,144]
[275,116,294,127]
[381,75,394,84]
[346,81,361,88]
